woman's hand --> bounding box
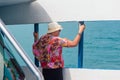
[33,32,39,40]
[78,21,86,33]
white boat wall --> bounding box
[63,68,120,80]
[0,0,120,80]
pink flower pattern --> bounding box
[32,34,67,69]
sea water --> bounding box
[6,21,120,69]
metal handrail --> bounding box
[0,18,44,80]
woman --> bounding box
[33,21,85,80]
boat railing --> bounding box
[0,18,44,80]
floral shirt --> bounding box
[33,34,68,69]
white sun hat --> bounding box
[47,22,63,33]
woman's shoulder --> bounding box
[40,34,51,39]
[52,37,67,42]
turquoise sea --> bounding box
[6,21,120,70]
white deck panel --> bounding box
[22,67,120,80]
[63,68,120,80]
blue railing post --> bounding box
[78,32,84,68]
[34,23,39,67]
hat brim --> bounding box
[47,27,63,33]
